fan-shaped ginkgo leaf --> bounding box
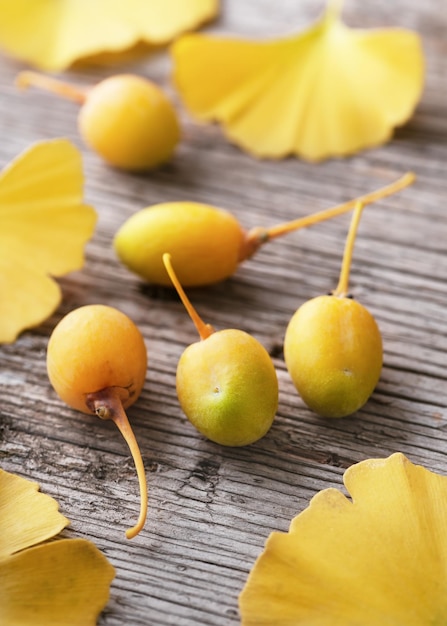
[239,453,447,625]
[0,140,97,343]
[172,2,424,160]
[0,0,218,71]
[0,469,115,626]
[0,539,115,626]
[0,469,69,560]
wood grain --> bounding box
[1,1,446,624]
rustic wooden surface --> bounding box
[1,1,446,624]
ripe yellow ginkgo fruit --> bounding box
[0,140,97,344]
[0,0,218,70]
[172,1,424,161]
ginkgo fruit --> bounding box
[172,0,424,160]
[17,72,180,172]
[284,201,382,418]
[163,253,278,446]
[0,139,96,344]
[114,173,414,286]
[47,305,148,539]
[0,0,218,70]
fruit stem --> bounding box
[163,253,214,340]
[240,172,415,261]
[15,71,87,104]
[89,389,147,540]
[333,201,365,297]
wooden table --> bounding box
[1,1,446,624]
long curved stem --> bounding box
[163,253,214,340]
[16,71,87,104]
[89,389,147,540]
[240,172,415,261]
[333,201,364,297]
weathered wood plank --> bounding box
[1,0,447,624]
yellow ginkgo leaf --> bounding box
[0,469,69,560]
[0,539,115,626]
[0,139,97,344]
[0,0,218,71]
[172,1,424,160]
[239,453,447,625]
[0,469,115,626]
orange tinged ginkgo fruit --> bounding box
[47,305,148,539]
